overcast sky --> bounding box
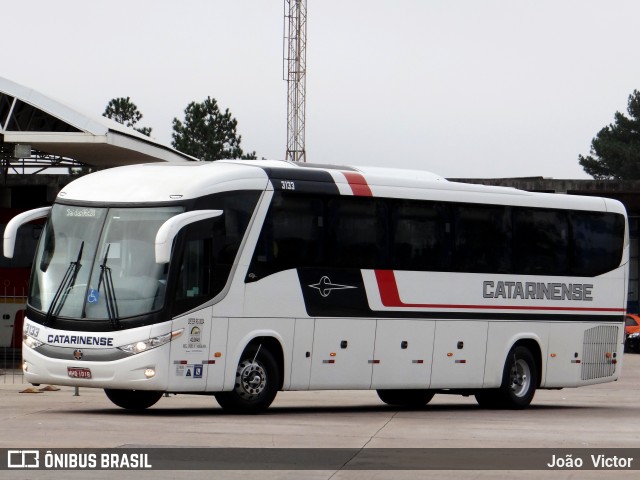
[3,0,640,179]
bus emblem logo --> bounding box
[73,349,83,360]
[309,276,357,297]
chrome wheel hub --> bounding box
[509,358,531,398]
[236,359,267,398]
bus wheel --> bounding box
[475,346,537,409]
[104,389,163,410]
[376,389,435,407]
[215,345,280,414]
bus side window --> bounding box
[513,209,569,275]
[172,216,239,316]
[453,204,511,273]
[249,194,323,279]
[325,197,389,269]
[173,219,215,315]
[391,199,451,271]
[570,212,625,276]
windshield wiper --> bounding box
[98,244,120,329]
[45,241,84,326]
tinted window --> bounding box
[326,197,388,269]
[173,191,259,316]
[249,193,389,279]
[453,204,511,273]
[174,219,216,313]
[570,212,624,276]
[250,194,323,279]
[248,192,624,280]
[391,200,451,271]
[513,209,569,275]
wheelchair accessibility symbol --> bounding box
[87,289,100,304]
[87,288,100,303]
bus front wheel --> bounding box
[215,345,280,414]
[104,389,163,410]
[475,345,537,409]
[376,389,435,407]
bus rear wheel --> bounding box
[215,345,280,414]
[376,389,435,407]
[475,345,537,409]
[104,389,163,410]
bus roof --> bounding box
[56,160,626,215]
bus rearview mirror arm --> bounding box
[155,210,223,264]
[3,206,51,258]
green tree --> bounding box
[579,90,640,179]
[171,97,256,161]
[103,97,152,137]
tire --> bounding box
[475,345,537,410]
[376,389,435,407]
[215,345,280,414]
[104,389,163,410]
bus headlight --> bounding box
[23,334,44,349]
[117,329,183,355]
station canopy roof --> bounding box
[0,76,196,171]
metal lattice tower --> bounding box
[284,0,307,162]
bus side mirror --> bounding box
[3,206,51,258]
[155,209,223,264]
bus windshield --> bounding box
[29,205,183,320]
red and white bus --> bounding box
[4,160,629,412]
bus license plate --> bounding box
[67,367,92,379]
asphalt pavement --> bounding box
[1,352,639,480]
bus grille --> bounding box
[581,325,619,381]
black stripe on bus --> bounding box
[343,310,625,323]
[297,269,624,324]
[262,167,341,196]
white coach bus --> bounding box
[3,160,628,413]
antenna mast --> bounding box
[284,0,307,162]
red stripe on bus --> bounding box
[374,269,625,313]
[343,172,373,197]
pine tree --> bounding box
[103,97,152,137]
[172,97,256,161]
[579,90,640,179]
